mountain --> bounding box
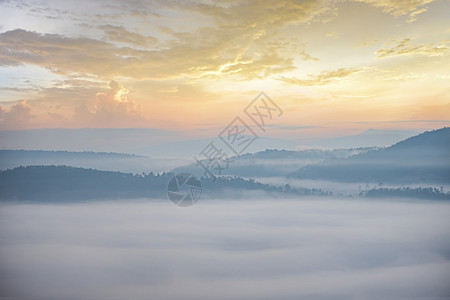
[0,128,179,155]
[0,165,327,201]
[314,129,419,148]
[0,128,299,158]
[0,165,167,201]
[0,150,188,173]
[290,128,450,184]
[173,148,374,178]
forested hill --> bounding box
[290,128,450,184]
[0,165,326,201]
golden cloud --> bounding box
[0,0,328,80]
[99,25,158,47]
[75,81,146,127]
[277,68,361,86]
[376,38,449,58]
[354,0,434,16]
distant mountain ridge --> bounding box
[1,128,448,201]
[0,127,418,157]
[0,149,188,174]
[173,148,374,178]
[290,128,450,184]
[0,149,141,158]
[0,128,298,157]
[315,129,419,148]
[361,127,449,157]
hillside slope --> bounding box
[290,128,450,184]
[0,165,325,201]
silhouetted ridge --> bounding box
[0,165,327,201]
[290,128,450,184]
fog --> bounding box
[252,177,450,196]
[1,199,450,299]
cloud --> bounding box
[0,0,329,80]
[354,0,435,17]
[0,28,287,80]
[277,68,360,86]
[0,29,121,75]
[407,7,428,22]
[177,0,327,29]
[95,80,141,115]
[47,111,65,121]
[99,25,158,47]
[299,50,319,61]
[75,80,146,127]
[376,38,449,58]
[0,100,34,128]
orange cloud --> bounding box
[0,100,34,129]
[75,81,147,127]
[277,68,361,86]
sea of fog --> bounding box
[1,198,450,299]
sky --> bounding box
[0,0,449,139]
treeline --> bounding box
[0,165,169,201]
[0,165,327,202]
[365,187,450,200]
[201,177,331,198]
[237,148,373,160]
